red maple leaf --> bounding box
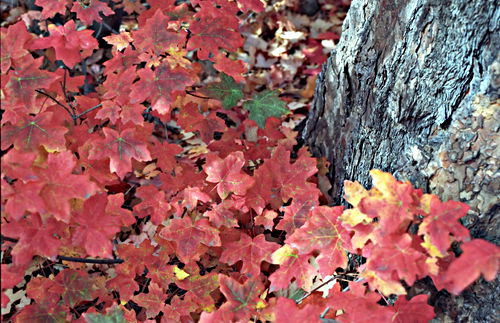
[220,233,279,278]
[0,21,35,73]
[418,195,470,256]
[132,282,167,318]
[276,197,318,234]
[133,9,186,55]
[1,214,65,266]
[130,64,196,114]
[204,151,255,199]
[71,193,124,258]
[134,185,172,225]
[286,206,349,277]
[35,151,98,222]
[391,294,435,323]
[115,240,157,277]
[361,233,427,289]
[148,141,183,172]
[269,245,317,292]
[274,297,323,323]
[30,20,98,68]
[1,111,68,152]
[441,239,500,295]
[71,0,115,25]
[4,57,58,106]
[88,126,152,179]
[217,274,264,321]
[327,281,394,322]
[175,265,219,306]
[204,200,239,228]
[35,0,70,19]
[186,5,243,60]
[159,217,221,263]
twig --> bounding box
[185,90,210,100]
[74,103,103,119]
[35,89,73,116]
[296,276,337,304]
[1,235,123,265]
[57,255,124,264]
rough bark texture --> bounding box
[300,0,499,321]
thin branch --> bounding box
[35,89,73,116]
[74,103,103,119]
[296,276,338,304]
[1,235,123,264]
[1,235,18,243]
[185,90,210,100]
[57,255,124,264]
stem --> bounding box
[35,89,73,117]
[57,255,124,264]
[185,90,210,100]
[74,103,103,119]
[1,235,123,264]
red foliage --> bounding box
[1,1,498,322]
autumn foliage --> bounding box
[1,0,499,322]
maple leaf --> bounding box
[213,54,247,83]
[115,240,156,277]
[106,274,139,302]
[148,141,183,172]
[418,195,470,257]
[287,206,349,276]
[132,282,167,318]
[103,32,133,52]
[186,10,243,60]
[176,103,226,143]
[391,294,435,323]
[361,233,427,290]
[130,64,196,114]
[55,269,101,308]
[243,90,290,128]
[3,181,46,222]
[200,73,244,109]
[84,307,125,323]
[204,201,239,228]
[326,281,395,322]
[254,209,278,230]
[71,0,115,25]
[441,239,500,295]
[35,0,70,19]
[0,21,34,73]
[1,214,64,266]
[175,265,219,306]
[134,185,172,225]
[217,275,264,321]
[276,197,318,235]
[5,57,58,106]
[1,111,68,152]
[71,193,124,258]
[133,9,186,55]
[269,245,317,292]
[33,151,98,222]
[13,303,68,323]
[159,217,221,263]
[274,297,323,323]
[220,233,279,278]
[88,126,152,179]
[204,151,255,199]
[30,21,98,68]
[237,0,266,12]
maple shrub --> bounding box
[1,0,499,322]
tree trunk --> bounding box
[300,0,499,321]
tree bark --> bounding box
[300,0,499,321]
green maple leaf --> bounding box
[84,307,125,323]
[243,90,290,128]
[201,73,244,109]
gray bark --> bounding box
[300,0,499,321]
